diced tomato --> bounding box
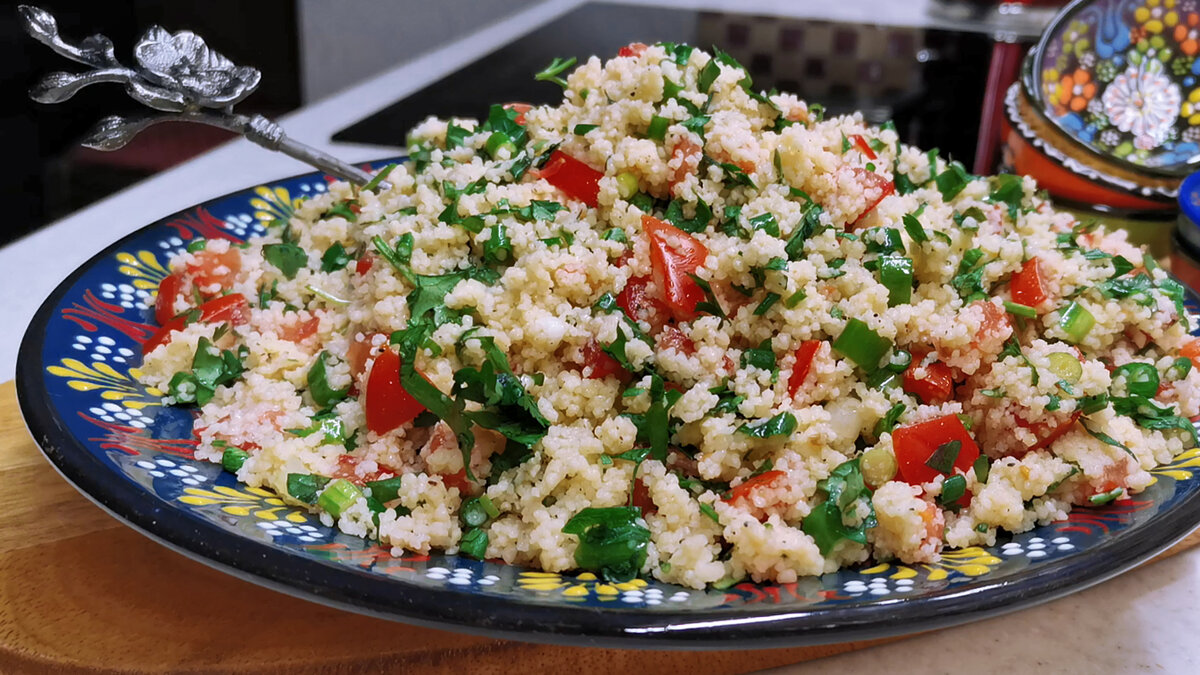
[1183,338,1200,370]
[1010,257,1047,308]
[365,348,427,435]
[617,275,670,335]
[658,325,696,355]
[154,272,185,325]
[787,340,822,397]
[644,215,709,322]
[618,42,648,58]
[502,102,533,125]
[186,247,242,293]
[891,414,981,485]
[723,470,786,505]
[631,476,656,514]
[849,168,895,226]
[356,255,374,275]
[331,454,399,485]
[970,300,1013,356]
[668,139,703,194]
[582,339,626,379]
[903,360,956,404]
[278,315,320,343]
[851,134,877,160]
[142,293,249,355]
[1019,410,1082,454]
[347,333,383,379]
[440,468,480,496]
[540,150,603,207]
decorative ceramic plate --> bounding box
[1025,0,1200,177]
[16,160,1200,649]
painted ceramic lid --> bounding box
[1027,0,1200,177]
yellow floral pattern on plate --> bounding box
[179,485,309,523]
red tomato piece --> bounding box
[1010,257,1047,308]
[540,150,603,207]
[618,42,648,58]
[365,348,428,435]
[849,168,895,227]
[142,293,249,355]
[1182,338,1200,370]
[154,272,185,325]
[582,339,626,379]
[278,315,320,343]
[631,476,656,515]
[1019,410,1082,454]
[891,414,981,485]
[657,326,696,355]
[644,215,709,322]
[502,102,533,125]
[851,134,877,160]
[187,247,242,294]
[331,454,399,486]
[903,360,956,404]
[723,470,786,505]
[617,275,670,335]
[787,340,822,397]
[441,468,480,496]
[356,255,374,275]
[347,333,383,380]
[668,139,703,194]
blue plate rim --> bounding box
[15,161,1200,649]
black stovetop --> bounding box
[332,2,1005,168]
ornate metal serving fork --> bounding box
[19,5,387,188]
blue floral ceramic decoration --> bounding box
[16,160,1200,648]
[1026,0,1200,177]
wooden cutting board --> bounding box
[1,380,1196,674]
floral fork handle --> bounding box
[19,5,387,189]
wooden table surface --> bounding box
[2,379,1196,674]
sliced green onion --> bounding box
[485,131,516,158]
[460,497,489,527]
[1168,357,1193,380]
[1004,300,1037,318]
[615,171,640,200]
[221,446,249,474]
[860,445,897,487]
[879,256,913,307]
[1047,352,1083,383]
[1059,301,1095,344]
[573,123,599,135]
[479,494,501,519]
[832,318,892,372]
[647,115,669,141]
[975,523,988,532]
[187,239,207,253]
[1089,487,1124,506]
[317,478,363,518]
[939,475,967,504]
[699,502,720,523]
[886,349,912,373]
[1112,362,1160,398]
